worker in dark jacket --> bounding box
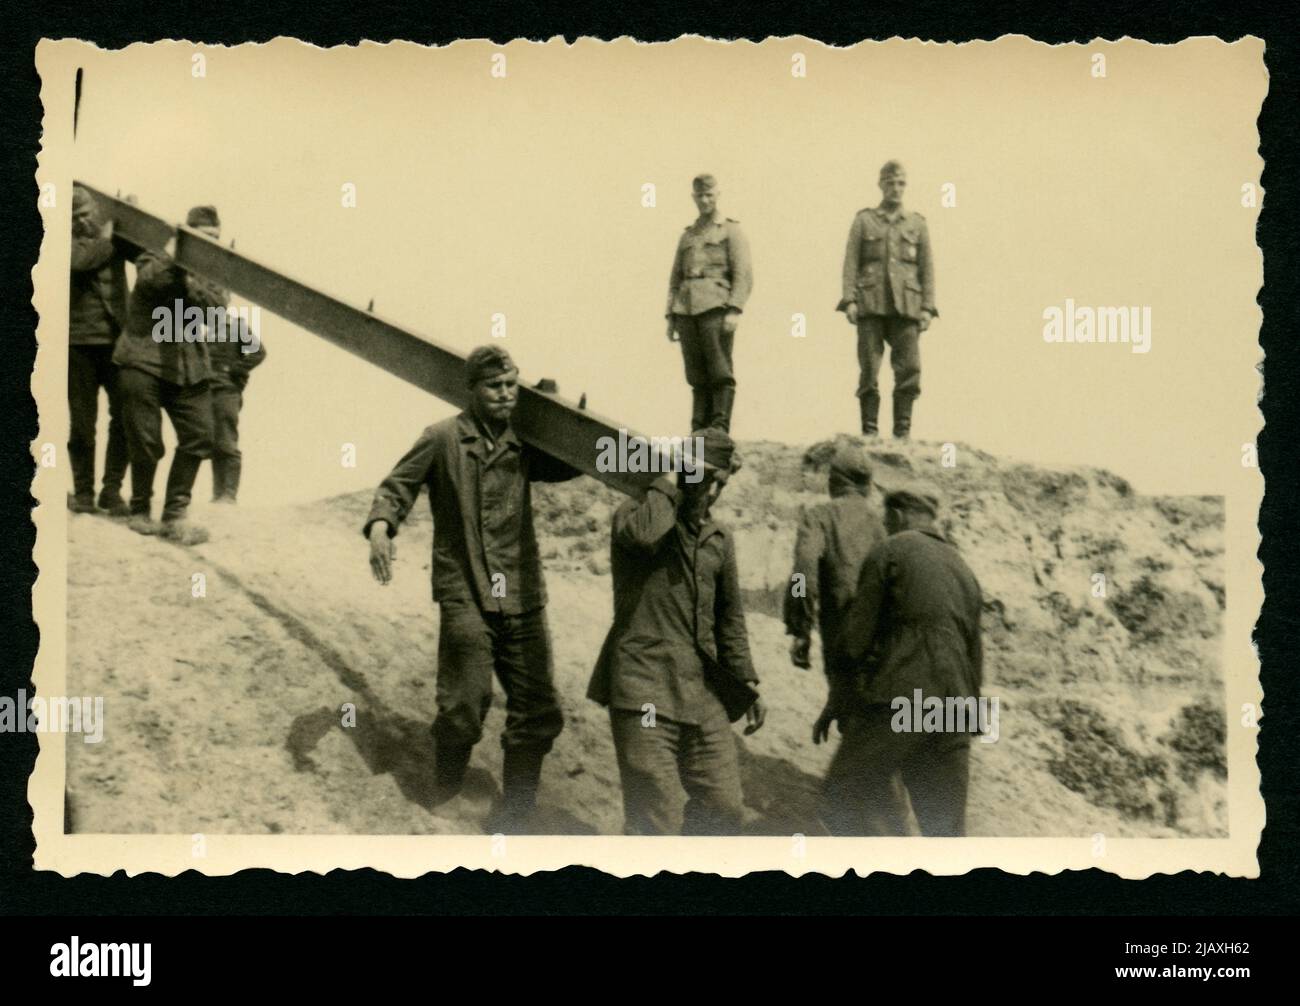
[206,305,266,503]
[784,441,910,835]
[365,345,581,831]
[783,441,888,673]
[68,184,130,515]
[588,428,766,835]
[113,205,225,544]
[821,485,983,836]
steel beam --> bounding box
[78,183,662,496]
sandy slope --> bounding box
[65,437,1226,838]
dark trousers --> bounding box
[676,308,736,431]
[210,385,243,500]
[856,314,921,402]
[433,601,564,754]
[609,705,744,835]
[821,705,970,836]
[67,344,128,502]
[117,367,213,521]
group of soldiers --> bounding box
[72,169,980,838]
[364,161,979,837]
[68,187,266,544]
[665,161,936,438]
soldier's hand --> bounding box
[845,303,860,325]
[369,522,395,584]
[721,308,740,335]
[665,318,679,343]
[100,217,115,241]
[813,701,838,745]
[790,636,812,670]
[744,697,767,735]
[918,310,933,332]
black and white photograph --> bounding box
[26,36,1263,879]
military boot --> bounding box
[892,394,915,440]
[859,391,881,437]
[709,386,736,433]
[432,738,473,805]
[487,745,546,833]
[691,389,711,432]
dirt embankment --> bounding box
[65,437,1226,837]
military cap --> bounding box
[829,441,873,485]
[883,482,940,517]
[692,174,719,193]
[186,205,221,228]
[878,160,906,181]
[465,344,517,387]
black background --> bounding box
[0,2,1296,933]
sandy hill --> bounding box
[65,436,1227,838]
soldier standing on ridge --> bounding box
[588,428,765,835]
[665,174,753,433]
[68,184,131,516]
[365,345,581,832]
[821,485,983,836]
[113,205,225,545]
[206,308,266,504]
[838,161,937,439]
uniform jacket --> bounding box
[832,528,982,708]
[363,411,581,615]
[588,476,759,723]
[666,215,754,317]
[207,307,267,392]
[838,206,937,321]
[783,490,888,671]
[70,202,130,347]
[113,253,226,386]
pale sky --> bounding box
[64,38,1264,504]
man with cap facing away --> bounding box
[665,175,753,433]
[588,428,766,835]
[113,205,227,544]
[67,184,131,516]
[784,440,910,834]
[819,483,983,836]
[838,161,937,439]
[365,345,581,832]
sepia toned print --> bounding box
[28,36,1263,877]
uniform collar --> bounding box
[457,410,521,457]
[873,204,906,223]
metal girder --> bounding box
[77,183,663,497]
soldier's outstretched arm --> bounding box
[362,426,439,583]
